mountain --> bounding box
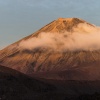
[0,17,100,80]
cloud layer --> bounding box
[19,23,100,52]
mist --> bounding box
[19,23,100,52]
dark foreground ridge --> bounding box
[0,65,100,100]
[0,65,56,100]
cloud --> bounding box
[19,23,100,52]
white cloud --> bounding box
[19,23,100,52]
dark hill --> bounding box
[0,65,57,100]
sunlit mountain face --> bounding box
[1,18,100,80]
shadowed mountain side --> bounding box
[0,65,58,100]
[37,78,100,96]
[0,65,100,100]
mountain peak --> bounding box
[57,17,83,22]
[21,17,94,40]
[32,18,93,36]
[57,17,74,22]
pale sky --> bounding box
[0,0,100,49]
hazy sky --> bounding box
[0,0,100,49]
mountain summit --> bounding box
[0,18,100,80]
[37,17,94,32]
[36,18,86,32]
[23,17,94,40]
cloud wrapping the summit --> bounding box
[19,23,100,52]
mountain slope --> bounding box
[0,18,100,80]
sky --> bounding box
[0,0,100,49]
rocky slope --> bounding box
[0,18,100,80]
